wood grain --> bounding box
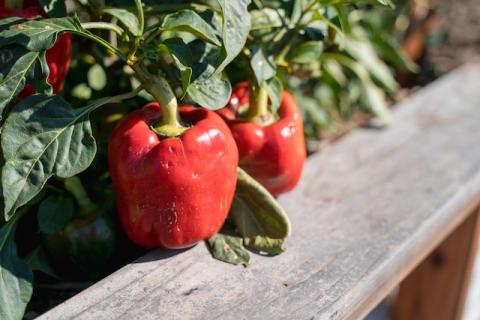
[392,208,480,320]
[39,64,480,320]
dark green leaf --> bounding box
[207,233,250,266]
[250,44,276,85]
[1,94,124,220]
[0,47,39,119]
[158,38,193,94]
[187,66,231,110]
[25,246,60,279]
[231,168,291,255]
[266,77,282,113]
[288,41,323,64]
[162,10,221,46]
[0,16,83,51]
[215,0,251,74]
[0,209,33,320]
[102,8,140,36]
[37,195,74,233]
[39,0,67,18]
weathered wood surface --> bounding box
[392,208,480,320]
[40,64,480,320]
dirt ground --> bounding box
[429,0,480,71]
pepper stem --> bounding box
[64,176,97,217]
[5,0,23,9]
[131,63,188,137]
[248,82,272,124]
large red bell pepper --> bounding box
[0,5,72,95]
[108,103,239,249]
[217,82,306,196]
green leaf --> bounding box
[37,195,74,233]
[187,66,231,110]
[215,0,251,74]
[343,36,398,93]
[25,246,60,279]
[0,209,33,320]
[250,44,276,85]
[288,41,323,64]
[230,168,291,255]
[157,38,193,94]
[1,94,122,220]
[87,64,107,91]
[207,233,250,266]
[39,0,67,18]
[162,10,221,46]
[0,47,39,119]
[266,77,282,113]
[102,8,140,36]
[0,16,83,52]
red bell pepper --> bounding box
[108,103,239,249]
[217,82,306,196]
[0,5,72,95]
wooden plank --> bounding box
[392,208,480,320]
[39,64,480,320]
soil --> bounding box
[428,0,480,71]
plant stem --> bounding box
[131,63,187,137]
[82,22,124,36]
[64,176,97,217]
[248,82,270,120]
[134,0,145,35]
[76,29,128,62]
[143,3,218,13]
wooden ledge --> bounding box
[40,64,480,320]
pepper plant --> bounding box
[0,0,292,318]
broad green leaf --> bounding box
[266,77,282,113]
[0,209,33,320]
[39,0,67,18]
[207,233,250,266]
[0,16,83,51]
[0,47,39,119]
[343,36,398,93]
[250,44,276,85]
[37,195,74,233]
[1,94,122,220]
[231,168,291,255]
[87,64,107,91]
[288,41,323,64]
[157,38,193,94]
[102,8,140,36]
[294,91,332,129]
[25,246,60,279]
[162,10,221,46]
[187,66,231,110]
[215,0,251,74]
[334,55,392,126]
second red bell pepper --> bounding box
[217,82,306,196]
[108,103,239,249]
[0,5,72,96]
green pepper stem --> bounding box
[131,63,188,137]
[82,22,124,36]
[64,176,97,217]
[248,82,270,120]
